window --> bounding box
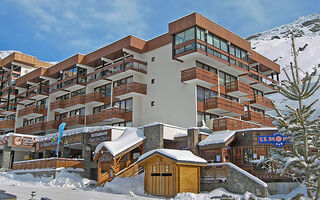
[213,36,220,48]
[197,86,217,102]
[218,71,236,86]
[243,147,253,165]
[151,101,155,107]
[151,79,155,84]
[151,57,155,62]
[220,40,228,52]
[113,98,133,112]
[93,104,110,114]
[70,107,85,116]
[94,84,111,97]
[56,94,70,101]
[175,27,195,45]
[235,47,241,58]
[71,88,85,97]
[113,76,133,88]
[229,45,235,56]
[207,34,213,45]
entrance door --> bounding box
[148,162,175,197]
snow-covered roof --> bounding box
[95,127,145,157]
[198,130,236,146]
[236,127,278,132]
[137,149,207,164]
[208,163,268,187]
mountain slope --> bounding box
[247,14,320,117]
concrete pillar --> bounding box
[143,124,164,153]
[2,146,12,171]
[187,128,199,156]
[82,132,91,178]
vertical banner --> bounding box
[56,123,66,157]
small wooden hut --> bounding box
[137,149,207,197]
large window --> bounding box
[196,61,217,74]
[113,76,133,88]
[113,98,133,112]
[197,86,217,102]
[218,71,237,86]
[175,27,195,45]
[94,84,111,97]
[93,104,111,114]
[71,88,85,97]
[70,107,85,116]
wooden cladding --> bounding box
[113,82,147,97]
[86,108,127,124]
[12,158,84,170]
[0,119,15,130]
[18,105,47,118]
[242,111,275,127]
[181,67,218,86]
[205,97,244,116]
[250,94,274,110]
[212,117,260,131]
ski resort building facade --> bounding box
[0,13,289,197]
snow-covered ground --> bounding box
[0,169,308,200]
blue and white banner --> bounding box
[56,123,66,157]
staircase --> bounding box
[98,161,143,186]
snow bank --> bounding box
[103,173,145,196]
[0,168,94,189]
[137,149,207,164]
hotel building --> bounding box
[0,52,51,134]
[13,13,279,135]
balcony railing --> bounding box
[16,122,44,134]
[250,94,274,110]
[86,107,126,124]
[242,111,274,127]
[226,80,252,98]
[83,92,111,105]
[0,119,15,130]
[181,67,218,86]
[42,120,60,131]
[50,95,84,111]
[18,105,47,118]
[49,75,86,93]
[113,82,147,98]
[0,104,16,114]
[212,117,261,131]
[61,115,85,127]
[12,158,84,171]
[205,97,244,117]
[86,59,147,84]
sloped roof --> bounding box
[137,149,207,165]
[198,130,236,146]
[95,127,145,157]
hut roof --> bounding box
[198,130,236,146]
[137,149,207,165]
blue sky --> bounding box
[0,0,319,62]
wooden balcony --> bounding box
[18,105,47,119]
[113,82,147,99]
[242,111,274,127]
[212,117,261,131]
[181,67,218,87]
[83,92,110,106]
[12,158,84,170]
[0,119,15,131]
[16,122,45,134]
[0,103,16,115]
[50,95,84,112]
[42,120,60,132]
[250,95,274,111]
[87,108,126,125]
[205,97,244,117]
[226,80,254,101]
[17,86,49,104]
[61,115,85,128]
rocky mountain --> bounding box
[247,13,320,117]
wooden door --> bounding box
[146,162,175,197]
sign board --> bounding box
[11,135,36,147]
[87,130,111,145]
[258,132,290,147]
[63,134,83,145]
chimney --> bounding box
[187,128,199,155]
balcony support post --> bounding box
[2,145,12,171]
[82,132,92,179]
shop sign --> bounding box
[63,134,83,145]
[258,132,290,147]
[11,135,36,147]
[0,136,8,146]
[87,130,111,145]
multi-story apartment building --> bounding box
[0,52,51,134]
[14,13,279,135]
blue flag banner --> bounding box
[56,123,66,157]
[258,132,291,147]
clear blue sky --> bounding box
[0,0,319,62]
